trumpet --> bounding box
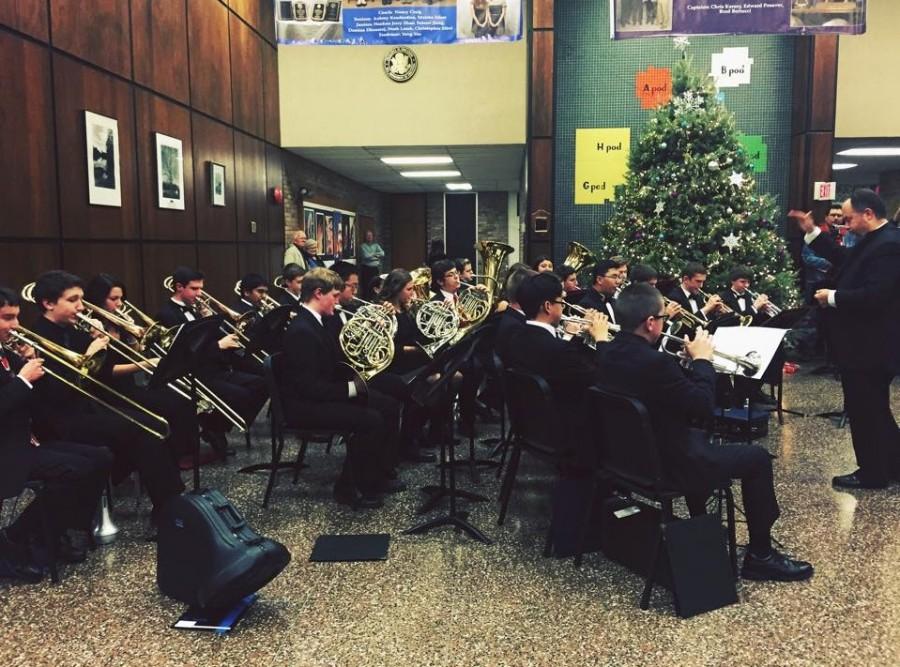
[745,288,782,317]
[6,328,170,440]
[661,296,708,332]
[78,302,247,433]
[657,330,761,376]
[697,288,753,327]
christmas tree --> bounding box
[599,50,798,303]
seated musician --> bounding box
[156,266,268,454]
[430,259,460,303]
[579,259,624,324]
[330,262,362,324]
[719,266,770,324]
[631,264,682,321]
[30,271,184,524]
[494,265,536,366]
[455,257,475,284]
[610,255,629,283]
[506,273,609,463]
[0,287,112,582]
[277,263,305,309]
[531,255,554,273]
[281,268,402,508]
[233,273,270,318]
[666,261,725,326]
[558,264,584,305]
[596,284,813,582]
[83,274,203,465]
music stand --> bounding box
[244,305,294,358]
[149,318,223,490]
[404,336,492,544]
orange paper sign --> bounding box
[636,66,672,110]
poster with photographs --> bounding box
[324,215,334,256]
[303,207,316,241]
[84,111,122,207]
[155,133,185,210]
[304,202,357,259]
[209,162,225,207]
[315,211,326,253]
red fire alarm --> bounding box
[271,186,283,204]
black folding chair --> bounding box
[581,387,737,609]
[238,353,352,508]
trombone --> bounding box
[657,330,761,377]
[232,280,281,315]
[6,328,170,441]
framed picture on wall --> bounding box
[209,162,225,207]
[303,207,316,241]
[155,132,185,210]
[315,211,326,251]
[332,212,343,258]
[84,111,122,207]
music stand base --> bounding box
[404,513,492,544]
[237,462,307,475]
[417,486,488,515]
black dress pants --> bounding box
[840,368,900,483]
[369,372,426,454]
[202,369,267,433]
[685,444,780,550]
[6,441,112,543]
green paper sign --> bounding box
[738,135,768,173]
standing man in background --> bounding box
[359,230,385,300]
[283,230,309,270]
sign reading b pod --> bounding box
[575,128,631,205]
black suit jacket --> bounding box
[156,298,200,328]
[596,332,721,490]
[718,290,767,325]
[809,223,900,372]
[156,299,236,374]
[494,307,526,366]
[666,286,709,323]
[579,288,617,322]
[0,351,38,497]
[277,291,302,311]
[281,307,350,403]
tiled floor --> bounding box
[2,369,899,667]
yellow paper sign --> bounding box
[575,128,631,205]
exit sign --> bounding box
[814,181,837,201]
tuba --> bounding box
[562,241,597,275]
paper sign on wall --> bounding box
[636,66,672,110]
[710,47,754,88]
[814,182,837,201]
[737,135,768,174]
[575,128,631,205]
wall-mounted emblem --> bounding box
[383,47,418,83]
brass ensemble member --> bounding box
[83,274,201,463]
[30,272,184,520]
[278,263,305,310]
[0,287,111,582]
[579,259,625,324]
[430,258,461,303]
[233,273,269,318]
[558,264,584,305]
[156,267,267,454]
[630,263,658,287]
[281,268,399,509]
[718,266,770,324]
[793,189,900,489]
[531,255,554,273]
[506,273,609,462]
[666,261,725,325]
[455,257,474,284]
[597,284,812,581]
[494,264,535,366]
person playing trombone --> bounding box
[596,283,813,582]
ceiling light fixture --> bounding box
[832,163,858,171]
[381,156,454,166]
[446,183,473,191]
[400,170,462,178]
[836,147,900,157]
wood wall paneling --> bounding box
[262,43,281,145]
[60,241,143,303]
[193,112,237,242]
[265,144,284,242]
[50,0,132,79]
[229,14,265,138]
[53,54,139,240]
[135,89,196,241]
[809,35,838,133]
[238,243,270,280]
[528,138,553,213]
[131,0,190,105]
[791,38,811,136]
[267,243,284,278]
[0,33,58,238]
[531,31,554,138]
[257,0,276,44]
[0,0,49,41]
[141,242,198,316]
[0,241,61,324]
[187,0,232,123]
[234,131,267,243]
[388,194,427,271]
[230,0,262,36]
[533,0,554,29]
[197,243,239,307]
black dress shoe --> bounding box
[832,470,888,490]
[741,549,814,582]
[0,556,44,584]
[200,429,235,458]
[333,487,384,509]
[401,450,437,464]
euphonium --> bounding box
[562,241,597,274]
[450,240,514,342]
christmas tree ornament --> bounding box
[722,233,740,251]
[728,171,745,187]
[708,160,720,171]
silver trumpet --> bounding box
[92,486,119,545]
[745,288,782,317]
[657,331,761,376]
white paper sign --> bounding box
[710,47,754,89]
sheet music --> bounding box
[711,327,788,380]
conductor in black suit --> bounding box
[280,268,400,509]
[792,189,900,489]
[597,283,812,582]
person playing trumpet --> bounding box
[718,266,771,324]
[596,283,813,582]
[579,259,625,325]
[667,261,725,325]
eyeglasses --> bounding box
[551,299,567,305]
[651,313,668,321]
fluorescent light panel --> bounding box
[446,182,473,191]
[837,147,900,157]
[832,163,858,171]
[381,156,454,165]
[400,170,461,178]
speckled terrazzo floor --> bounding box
[2,368,899,667]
